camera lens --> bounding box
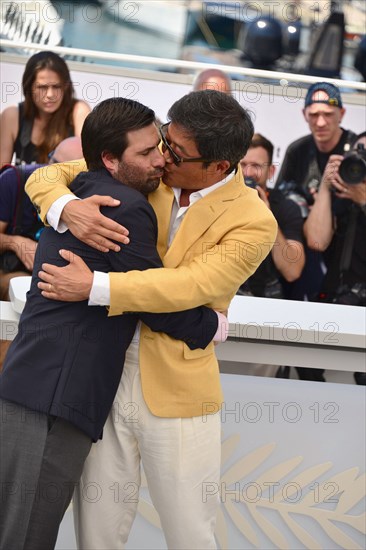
[339,152,366,184]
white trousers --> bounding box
[73,342,221,549]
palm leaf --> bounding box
[138,498,161,528]
[248,505,289,549]
[340,512,366,533]
[301,467,359,508]
[321,518,363,550]
[225,498,259,547]
[222,443,276,485]
[255,456,303,488]
[281,511,322,549]
[272,462,333,503]
[337,471,365,514]
[214,506,229,550]
[221,433,240,465]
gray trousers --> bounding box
[0,399,92,550]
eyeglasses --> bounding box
[159,123,211,166]
[48,150,60,164]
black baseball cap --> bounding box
[304,82,343,109]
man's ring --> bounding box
[48,283,52,291]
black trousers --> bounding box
[0,399,92,550]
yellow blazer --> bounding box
[26,163,277,417]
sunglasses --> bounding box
[159,123,211,166]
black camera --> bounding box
[263,279,284,299]
[339,143,366,184]
[277,180,310,218]
[333,283,366,307]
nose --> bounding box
[245,165,259,181]
[316,114,327,127]
[153,149,166,168]
[162,145,174,164]
[45,85,55,100]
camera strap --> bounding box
[339,204,358,277]
[304,147,321,194]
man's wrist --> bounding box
[47,195,80,232]
[213,311,229,343]
[88,271,111,306]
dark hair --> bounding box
[351,131,366,148]
[167,90,254,173]
[22,51,77,163]
[82,97,156,170]
[250,133,274,164]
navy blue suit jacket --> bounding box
[0,169,218,441]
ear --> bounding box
[215,159,231,176]
[268,164,276,181]
[339,107,346,122]
[101,151,118,173]
[302,108,307,121]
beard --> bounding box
[115,160,161,195]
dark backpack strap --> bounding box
[330,130,358,278]
[304,143,322,194]
[17,102,33,164]
[11,165,29,235]
[339,204,358,277]
[346,129,358,148]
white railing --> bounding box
[2,38,366,91]
[2,41,365,171]
[2,286,365,374]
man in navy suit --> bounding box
[0,98,220,550]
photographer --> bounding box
[236,133,305,378]
[304,133,366,385]
[238,133,305,299]
[274,82,357,382]
[276,82,357,300]
[276,82,356,197]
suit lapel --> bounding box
[164,171,245,268]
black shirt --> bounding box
[275,129,356,193]
[13,102,74,164]
[238,189,303,297]
[322,199,366,295]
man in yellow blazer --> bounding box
[26,91,277,549]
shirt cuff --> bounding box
[47,195,80,233]
[213,311,229,343]
[88,271,111,306]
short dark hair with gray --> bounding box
[82,97,155,170]
[167,90,254,173]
